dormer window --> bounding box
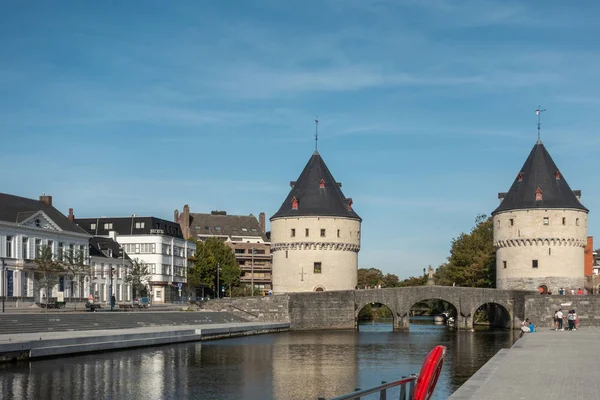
[535,187,543,201]
[291,197,298,210]
[319,179,325,189]
[347,199,353,211]
[517,172,524,182]
[555,171,561,180]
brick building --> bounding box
[175,207,272,293]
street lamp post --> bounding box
[251,248,255,297]
[215,263,220,299]
[1,258,6,313]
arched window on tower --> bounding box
[319,179,325,189]
[291,197,298,210]
[535,187,543,201]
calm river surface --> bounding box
[0,318,515,400]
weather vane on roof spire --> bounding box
[314,116,319,151]
[536,106,546,142]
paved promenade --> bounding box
[450,328,600,399]
[0,321,290,360]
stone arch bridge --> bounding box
[202,286,532,330]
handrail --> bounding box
[321,374,417,400]
[229,305,259,318]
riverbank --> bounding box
[0,321,290,362]
[449,328,600,399]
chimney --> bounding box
[40,194,53,207]
[68,208,75,222]
[174,209,179,222]
[183,205,190,238]
[259,212,266,233]
[573,190,582,202]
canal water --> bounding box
[0,318,515,400]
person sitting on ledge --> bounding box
[528,321,536,332]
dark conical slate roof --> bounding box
[271,151,361,221]
[493,140,588,214]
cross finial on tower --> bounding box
[314,117,319,151]
[536,106,546,143]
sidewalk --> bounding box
[0,321,290,360]
[450,328,600,399]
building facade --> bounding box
[0,193,91,300]
[492,139,589,293]
[175,207,272,293]
[89,236,133,303]
[75,216,195,304]
[270,150,361,293]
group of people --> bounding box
[539,287,587,295]
[554,309,579,331]
[520,318,536,333]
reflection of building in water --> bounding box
[271,332,359,400]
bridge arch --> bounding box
[470,300,513,329]
[355,301,396,330]
[393,296,460,330]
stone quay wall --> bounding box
[524,295,600,329]
[200,295,290,323]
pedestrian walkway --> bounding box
[0,321,290,360]
[450,329,600,399]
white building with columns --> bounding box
[89,236,133,304]
[75,216,195,304]
[493,139,589,293]
[270,150,361,293]
[0,193,91,300]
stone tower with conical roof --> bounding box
[492,140,589,292]
[270,150,361,293]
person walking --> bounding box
[554,311,559,330]
[556,309,564,331]
[567,310,574,330]
[573,310,578,330]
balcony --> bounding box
[240,274,272,283]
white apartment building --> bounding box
[89,236,133,303]
[0,193,91,300]
[75,216,195,304]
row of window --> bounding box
[2,236,86,261]
[502,259,542,269]
[499,217,580,228]
[145,264,187,277]
[195,225,259,233]
[120,243,188,257]
[290,229,360,239]
[90,221,180,236]
[234,248,267,255]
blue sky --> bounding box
[1,1,599,278]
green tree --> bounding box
[33,245,64,305]
[125,259,152,299]
[397,275,427,287]
[357,268,384,288]
[435,214,496,288]
[63,247,90,307]
[189,237,239,297]
[381,273,400,288]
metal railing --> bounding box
[320,375,417,400]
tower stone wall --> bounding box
[271,216,360,293]
[494,209,588,292]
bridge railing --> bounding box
[319,375,417,400]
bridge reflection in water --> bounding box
[0,320,515,400]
